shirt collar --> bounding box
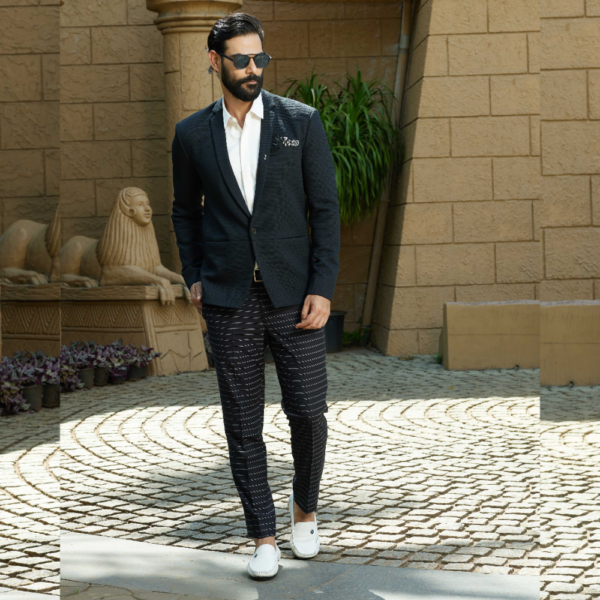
[222,90,263,127]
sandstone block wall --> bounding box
[540,0,600,300]
[59,0,171,266]
[373,0,542,356]
[0,0,60,235]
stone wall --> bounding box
[540,0,600,300]
[59,0,170,265]
[0,0,60,236]
[372,0,542,355]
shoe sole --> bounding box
[289,493,320,559]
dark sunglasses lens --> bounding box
[254,53,270,68]
[233,55,251,69]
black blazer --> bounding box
[170,88,340,309]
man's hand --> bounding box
[190,281,203,315]
[296,294,330,329]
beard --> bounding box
[221,62,263,102]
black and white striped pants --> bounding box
[202,278,329,539]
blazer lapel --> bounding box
[209,96,251,219]
[252,92,275,216]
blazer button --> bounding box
[252,228,257,234]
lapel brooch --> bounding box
[270,135,282,155]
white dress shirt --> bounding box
[222,92,263,270]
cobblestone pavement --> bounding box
[58,349,540,578]
[0,408,60,595]
[540,385,600,600]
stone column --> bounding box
[146,0,242,273]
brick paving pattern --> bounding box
[540,386,600,600]
[58,350,541,576]
[0,408,60,594]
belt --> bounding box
[253,267,263,282]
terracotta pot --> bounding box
[140,365,147,378]
[23,384,43,412]
[78,367,95,389]
[94,367,111,386]
[42,383,60,408]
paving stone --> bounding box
[540,387,600,599]
[6,350,596,597]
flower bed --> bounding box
[0,339,161,416]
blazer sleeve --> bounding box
[302,108,341,301]
[171,125,204,290]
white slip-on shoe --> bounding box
[247,542,281,579]
[288,492,320,559]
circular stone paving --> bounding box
[540,385,600,600]
[58,350,540,578]
[0,407,60,594]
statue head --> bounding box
[96,186,162,273]
[124,190,153,227]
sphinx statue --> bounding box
[0,205,61,285]
[60,186,190,306]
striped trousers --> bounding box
[202,277,329,539]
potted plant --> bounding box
[281,66,402,352]
[14,360,44,412]
[66,341,95,389]
[10,351,44,411]
[139,345,161,377]
[0,357,27,416]
[88,342,112,386]
[107,339,129,384]
[59,345,86,393]
[124,344,144,381]
[38,355,61,408]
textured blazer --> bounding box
[170,88,341,309]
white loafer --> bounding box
[247,542,281,579]
[289,492,320,559]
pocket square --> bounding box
[270,135,300,155]
[281,136,300,147]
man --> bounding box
[170,12,340,580]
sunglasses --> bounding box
[219,51,271,70]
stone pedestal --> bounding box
[61,284,208,376]
[441,301,540,370]
[146,0,242,275]
[541,300,600,387]
[0,283,61,358]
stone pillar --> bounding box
[145,0,242,273]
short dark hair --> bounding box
[207,13,264,74]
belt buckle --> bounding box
[253,267,263,282]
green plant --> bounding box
[342,329,370,348]
[434,354,443,364]
[281,64,403,226]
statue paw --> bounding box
[29,274,49,285]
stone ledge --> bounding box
[0,283,61,302]
[441,301,540,370]
[60,283,187,302]
[541,300,600,386]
